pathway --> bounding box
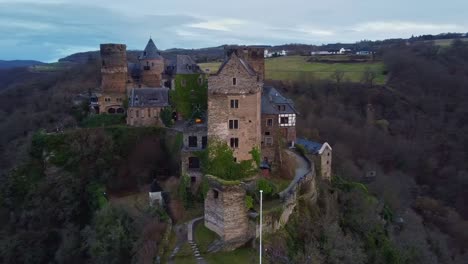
[168,216,207,264]
[278,150,311,199]
[187,217,207,264]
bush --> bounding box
[257,179,278,199]
[81,114,126,128]
[245,195,254,210]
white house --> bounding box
[339,48,352,54]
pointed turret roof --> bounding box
[140,38,162,60]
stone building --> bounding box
[98,43,128,114]
[126,88,169,127]
[204,175,252,249]
[180,121,207,190]
[138,38,165,87]
[296,138,333,180]
[207,48,263,161]
[261,86,298,164]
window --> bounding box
[213,189,219,199]
[230,138,239,148]
[280,117,289,124]
[191,176,196,183]
[152,62,154,67]
[136,110,139,117]
[181,79,186,87]
[232,77,237,85]
[267,118,273,126]
[233,157,237,162]
[188,157,200,169]
[229,120,239,129]
[198,77,203,85]
[277,105,286,111]
[230,99,239,108]
[202,136,207,149]
[147,109,151,117]
[265,131,270,136]
[265,137,273,146]
[188,136,197,148]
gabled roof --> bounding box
[261,86,298,115]
[129,88,169,107]
[296,138,332,155]
[175,55,202,74]
[139,38,162,60]
[215,53,256,76]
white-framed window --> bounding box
[279,114,296,127]
[230,99,239,108]
[265,137,273,146]
[267,118,273,126]
[230,138,239,148]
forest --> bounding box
[0,40,467,263]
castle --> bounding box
[94,38,333,250]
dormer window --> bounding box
[232,78,237,85]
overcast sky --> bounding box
[1,0,467,62]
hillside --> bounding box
[0,60,45,69]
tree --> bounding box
[197,138,257,180]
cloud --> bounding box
[187,18,246,31]
[352,21,463,34]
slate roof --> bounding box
[166,55,203,75]
[296,138,332,155]
[128,62,141,78]
[129,88,169,108]
[139,38,162,60]
[261,86,298,115]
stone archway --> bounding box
[108,108,116,114]
[116,108,125,114]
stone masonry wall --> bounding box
[208,55,262,161]
[100,44,128,94]
[126,107,163,127]
[320,148,332,181]
[140,58,164,87]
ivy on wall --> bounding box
[170,74,207,119]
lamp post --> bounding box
[259,189,263,264]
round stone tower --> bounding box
[100,44,128,93]
[139,38,164,87]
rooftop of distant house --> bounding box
[129,88,169,108]
[296,138,332,155]
[261,86,298,115]
[166,54,203,75]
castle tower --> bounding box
[100,44,128,93]
[99,44,128,114]
[207,47,263,161]
[225,46,265,82]
[139,38,164,87]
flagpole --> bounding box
[260,189,263,264]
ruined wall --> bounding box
[126,107,163,127]
[204,177,250,249]
[208,56,262,161]
[100,44,128,94]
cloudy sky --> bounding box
[1,0,467,62]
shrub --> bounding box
[245,195,254,210]
[257,179,278,199]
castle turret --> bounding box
[100,44,128,93]
[139,38,165,87]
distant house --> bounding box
[126,87,170,127]
[311,50,331,55]
[261,86,298,163]
[339,48,352,54]
[296,138,332,180]
[264,49,287,58]
[356,50,371,55]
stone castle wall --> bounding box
[140,58,165,87]
[126,107,163,127]
[208,55,262,161]
[100,44,128,94]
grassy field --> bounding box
[199,55,386,84]
[205,247,257,264]
[426,38,468,47]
